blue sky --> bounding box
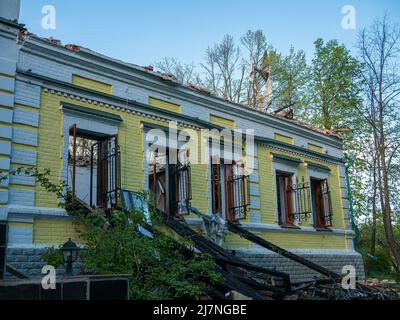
[20,0,400,67]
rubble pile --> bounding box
[287,278,400,300]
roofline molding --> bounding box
[18,37,343,148]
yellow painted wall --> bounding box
[149,97,181,113]
[72,75,112,94]
[274,133,294,145]
[308,143,325,153]
[8,222,33,228]
[36,90,208,215]
[210,114,236,129]
[257,144,347,250]
[35,90,145,207]
[34,90,346,250]
[224,233,251,249]
[33,218,83,244]
[260,230,346,249]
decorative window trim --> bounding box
[272,162,297,225]
[306,161,331,173]
[271,153,302,165]
[61,102,122,123]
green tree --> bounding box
[76,210,221,299]
[269,46,310,117]
[310,39,363,130]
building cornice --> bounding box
[19,37,343,149]
[17,70,344,164]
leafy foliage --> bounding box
[358,220,400,275]
[309,38,364,130]
[42,246,64,268]
[76,210,221,300]
[3,167,221,299]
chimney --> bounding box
[0,0,21,23]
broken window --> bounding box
[211,160,250,222]
[174,149,192,215]
[276,171,295,225]
[226,162,250,221]
[311,178,333,228]
[92,135,121,209]
[68,124,120,209]
[211,161,222,215]
[148,148,191,216]
[276,173,312,225]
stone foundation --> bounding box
[5,248,83,279]
[234,249,365,283]
[6,247,365,284]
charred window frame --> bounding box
[276,173,311,225]
[311,178,333,228]
[91,135,121,210]
[69,124,122,210]
[276,171,295,225]
[150,148,192,217]
[62,105,122,210]
[226,162,250,221]
[210,157,250,221]
[174,151,192,216]
[211,159,222,215]
[287,176,312,222]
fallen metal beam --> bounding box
[161,214,291,294]
[226,221,341,280]
[6,264,29,279]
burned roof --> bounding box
[34,35,341,139]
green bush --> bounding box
[6,167,221,299]
[77,210,221,300]
[42,246,64,269]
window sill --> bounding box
[279,224,301,230]
[314,227,333,232]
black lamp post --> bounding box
[61,238,79,276]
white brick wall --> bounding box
[8,188,35,206]
[0,140,11,155]
[7,226,33,246]
[9,169,35,186]
[11,147,37,166]
[0,75,15,92]
[0,172,8,187]
[0,91,13,107]
[0,189,8,203]
[0,124,12,139]
[0,157,10,170]
[12,127,38,146]
[13,107,39,127]
[14,79,41,108]
[0,108,13,123]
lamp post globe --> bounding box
[61,238,78,276]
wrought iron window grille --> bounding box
[287,176,312,221]
[227,172,250,221]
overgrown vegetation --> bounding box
[76,210,220,299]
[359,220,400,279]
[3,168,221,299]
[155,15,400,277]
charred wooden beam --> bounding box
[226,221,341,280]
[6,264,29,279]
[215,265,271,300]
[161,214,291,294]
